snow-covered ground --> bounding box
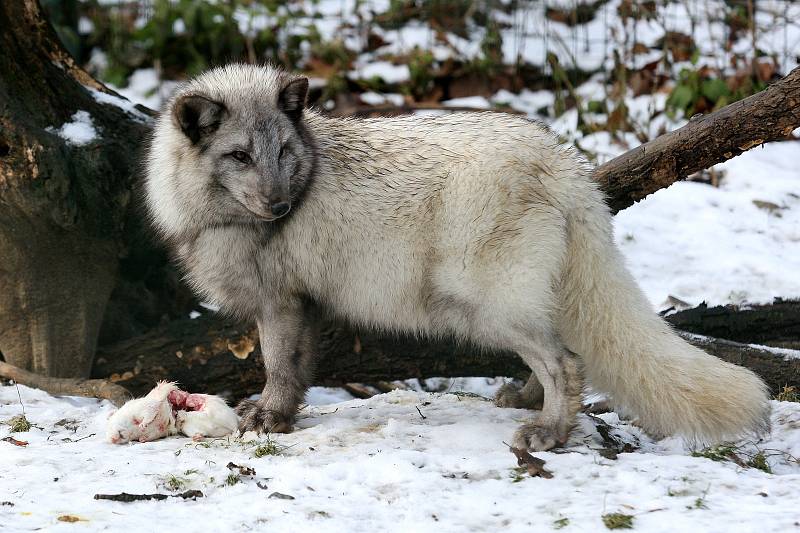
[617,141,800,310]
[1,384,799,532]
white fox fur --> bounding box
[144,64,770,448]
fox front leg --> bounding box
[236,301,318,434]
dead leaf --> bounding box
[226,462,256,476]
[228,336,256,359]
[509,447,553,479]
[268,492,295,500]
[752,200,783,214]
[2,436,28,447]
[57,515,83,522]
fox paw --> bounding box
[512,422,567,452]
[494,383,543,410]
[236,399,294,435]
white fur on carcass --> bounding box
[106,382,239,443]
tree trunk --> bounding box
[0,1,188,377]
[91,310,800,400]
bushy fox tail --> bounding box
[557,200,770,442]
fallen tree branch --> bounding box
[0,361,131,406]
[666,299,800,349]
[90,311,800,400]
[94,491,203,502]
[594,66,800,213]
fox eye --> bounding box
[229,150,252,164]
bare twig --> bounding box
[93,491,203,502]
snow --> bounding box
[172,18,186,35]
[616,141,800,310]
[441,96,491,109]
[305,387,355,406]
[682,333,800,361]
[349,61,410,84]
[89,87,151,122]
[359,91,405,106]
[492,88,555,115]
[45,110,97,146]
[106,69,179,112]
[78,16,94,35]
[2,385,799,531]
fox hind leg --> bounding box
[510,337,582,452]
[495,374,544,410]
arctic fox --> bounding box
[144,64,769,451]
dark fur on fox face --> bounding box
[171,77,316,224]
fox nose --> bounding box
[270,201,290,218]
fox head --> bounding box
[146,64,317,238]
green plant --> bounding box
[689,496,709,510]
[406,47,435,100]
[747,451,772,474]
[691,444,739,462]
[160,473,189,492]
[775,386,799,402]
[666,66,767,119]
[76,0,315,86]
[602,513,634,529]
[469,21,503,76]
[252,438,284,458]
[691,444,772,474]
[6,415,31,433]
[509,467,526,483]
[376,0,478,37]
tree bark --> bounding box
[674,332,799,396]
[666,299,800,350]
[594,66,800,213]
[0,1,191,377]
[91,311,800,400]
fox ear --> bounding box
[172,94,225,144]
[278,77,308,122]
